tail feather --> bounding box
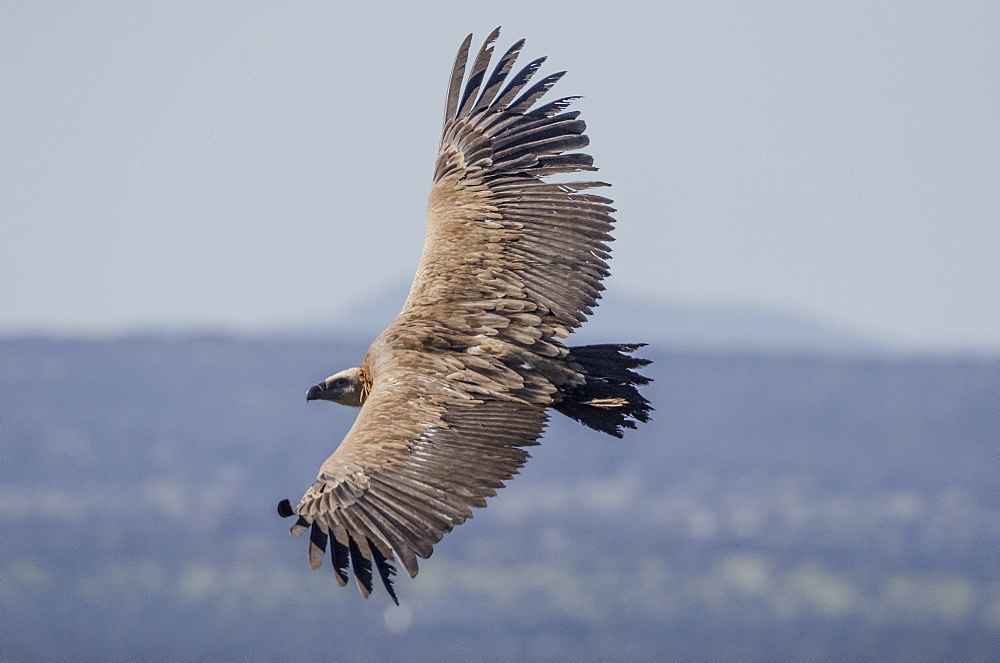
[554,343,652,438]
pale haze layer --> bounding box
[3,2,997,353]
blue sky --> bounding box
[3,2,997,352]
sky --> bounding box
[3,1,997,353]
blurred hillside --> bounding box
[277,281,891,355]
[2,336,997,661]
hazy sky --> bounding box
[4,2,997,352]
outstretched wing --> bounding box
[282,353,549,604]
[283,29,615,602]
[401,27,616,358]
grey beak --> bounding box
[306,383,325,402]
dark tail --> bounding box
[554,343,653,438]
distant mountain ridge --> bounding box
[280,281,887,355]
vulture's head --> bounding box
[306,367,365,407]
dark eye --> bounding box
[332,378,347,388]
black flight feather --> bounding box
[348,537,373,597]
[331,538,350,586]
[369,538,400,605]
[472,39,525,115]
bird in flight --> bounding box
[278,27,652,604]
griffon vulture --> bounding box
[278,28,652,604]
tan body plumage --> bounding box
[280,28,652,604]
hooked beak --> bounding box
[306,383,327,402]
